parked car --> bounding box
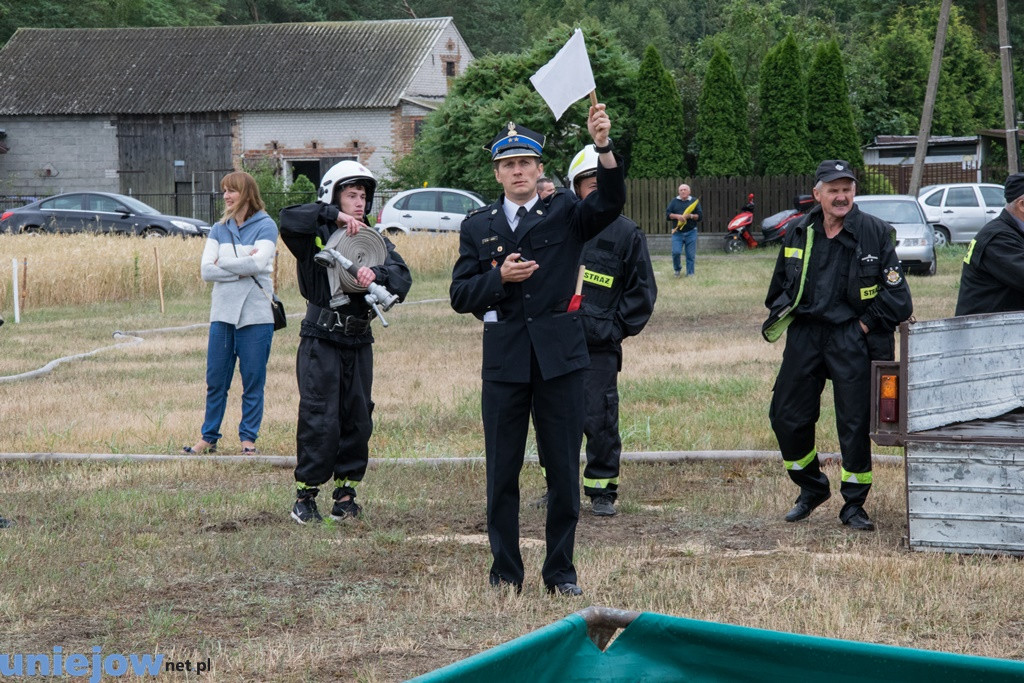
[376,188,486,235]
[917,183,1004,247]
[0,192,210,237]
[854,194,936,276]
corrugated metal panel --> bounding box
[906,440,1024,555]
[0,19,450,115]
[905,312,1024,433]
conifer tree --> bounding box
[630,44,687,178]
[758,34,814,175]
[806,40,863,166]
[696,44,752,177]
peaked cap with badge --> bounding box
[815,160,857,184]
[486,122,546,161]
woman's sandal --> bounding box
[182,440,217,454]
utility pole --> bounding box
[908,0,953,196]
[997,0,1020,174]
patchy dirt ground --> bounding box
[2,457,1021,682]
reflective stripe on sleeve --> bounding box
[963,239,976,264]
[784,247,803,259]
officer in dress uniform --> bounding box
[450,104,625,596]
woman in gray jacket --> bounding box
[184,171,278,455]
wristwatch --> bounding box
[593,139,614,154]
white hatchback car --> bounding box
[376,188,486,235]
[917,183,1004,247]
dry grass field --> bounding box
[2,234,1018,681]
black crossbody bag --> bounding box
[230,234,286,331]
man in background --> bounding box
[665,184,702,277]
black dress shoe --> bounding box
[843,510,876,531]
[784,492,831,522]
[546,582,583,597]
[489,574,523,594]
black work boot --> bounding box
[784,491,831,522]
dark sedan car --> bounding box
[0,192,210,237]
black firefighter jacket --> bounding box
[578,214,657,356]
[955,209,1024,315]
[450,160,626,383]
[762,203,913,357]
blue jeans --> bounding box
[672,229,698,275]
[201,321,274,444]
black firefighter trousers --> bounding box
[483,359,584,588]
[769,319,874,522]
[294,336,374,501]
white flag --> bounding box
[529,29,596,121]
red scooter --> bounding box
[722,193,755,253]
[723,194,814,254]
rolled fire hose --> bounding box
[321,227,388,293]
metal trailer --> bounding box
[870,312,1024,555]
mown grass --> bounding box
[2,234,1008,681]
[0,234,967,456]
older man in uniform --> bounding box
[763,160,912,532]
[450,104,624,596]
[955,173,1024,315]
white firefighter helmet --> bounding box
[567,144,599,194]
[318,160,377,211]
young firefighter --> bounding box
[279,161,412,524]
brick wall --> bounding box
[0,116,119,196]
[407,23,474,99]
[240,109,396,178]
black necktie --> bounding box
[514,206,527,230]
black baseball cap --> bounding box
[815,160,857,184]
[1003,173,1024,203]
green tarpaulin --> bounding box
[410,610,1024,682]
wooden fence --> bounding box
[625,174,816,235]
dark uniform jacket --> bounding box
[955,209,1024,316]
[450,160,626,383]
[279,202,412,346]
[762,203,913,356]
[578,215,657,353]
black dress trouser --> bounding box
[294,336,374,500]
[482,357,584,587]
[769,320,874,522]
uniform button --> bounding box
[527,317,533,323]
[525,294,531,299]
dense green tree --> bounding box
[0,0,221,43]
[848,5,1004,144]
[630,45,686,178]
[805,39,861,166]
[695,43,751,176]
[757,34,813,175]
[388,21,638,196]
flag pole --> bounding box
[589,91,598,107]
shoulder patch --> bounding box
[883,266,903,286]
[466,206,489,218]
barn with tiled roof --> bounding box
[0,19,472,200]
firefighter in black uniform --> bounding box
[279,161,412,525]
[535,145,657,517]
[763,160,912,531]
[450,105,625,596]
[955,173,1024,316]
